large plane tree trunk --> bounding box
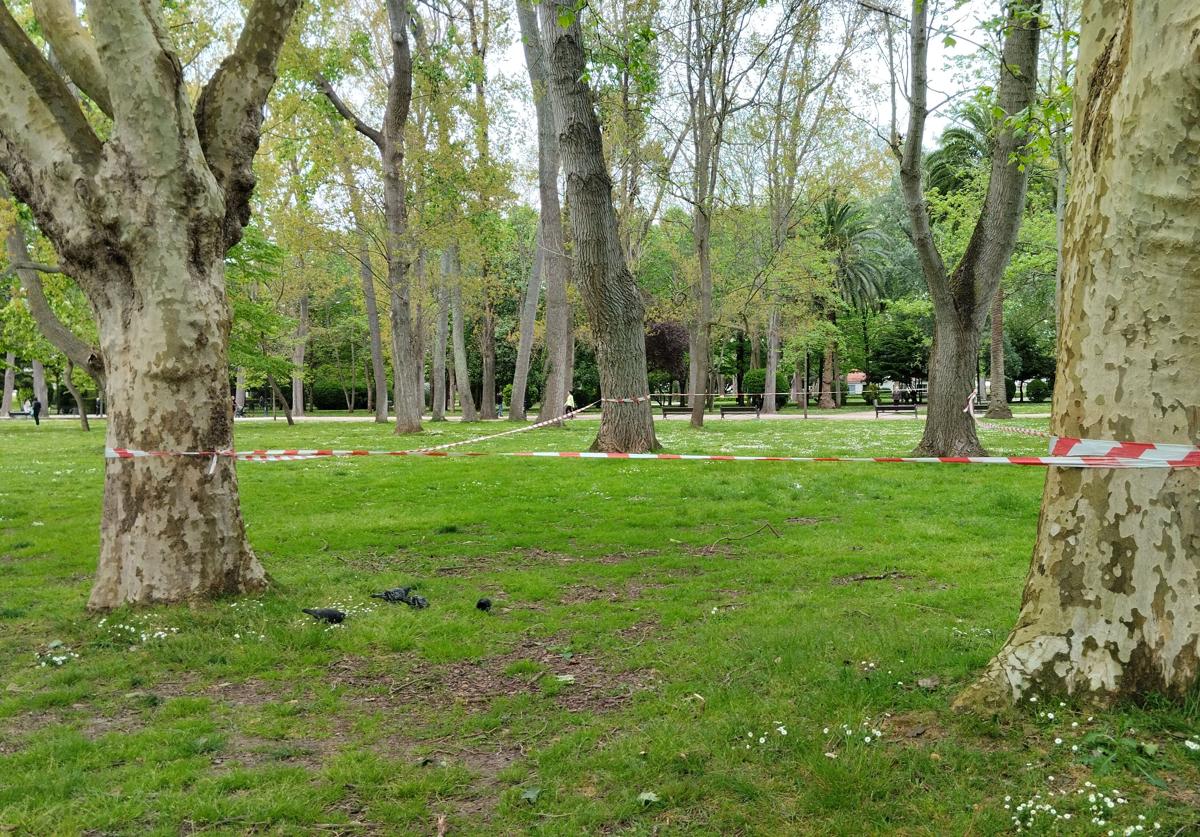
[540,0,657,452]
[90,242,265,608]
[0,0,300,607]
[479,302,497,419]
[510,228,542,421]
[957,0,1200,710]
[896,0,1041,455]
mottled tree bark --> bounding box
[763,308,781,414]
[0,0,299,607]
[897,0,1041,455]
[539,0,657,451]
[511,226,542,421]
[234,368,246,414]
[958,0,1200,709]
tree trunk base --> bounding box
[985,404,1014,419]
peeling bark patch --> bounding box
[1080,5,1132,171]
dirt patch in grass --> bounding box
[408,636,659,714]
[558,579,664,605]
[882,711,947,746]
[786,516,840,526]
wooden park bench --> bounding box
[719,405,760,418]
[6,411,31,419]
[874,402,918,418]
[661,405,693,417]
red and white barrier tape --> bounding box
[107,437,1200,469]
[965,388,1053,438]
[601,394,654,404]
[409,400,598,453]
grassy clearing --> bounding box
[1,418,1197,835]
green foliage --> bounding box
[1027,378,1050,402]
[741,368,788,403]
[870,299,933,385]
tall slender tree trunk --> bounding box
[358,237,388,423]
[63,359,89,430]
[763,307,780,414]
[985,286,1013,418]
[540,0,656,451]
[1,352,14,415]
[234,367,246,414]
[448,249,478,421]
[819,335,836,409]
[520,0,572,425]
[688,215,713,428]
[266,372,295,426]
[31,361,49,411]
[432,282,449,421]
[479,302,497,418]
[290,292,308,418]
[957,0,1200,709]
[510,227,543,421]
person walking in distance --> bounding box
[31,396,42,426]
[564,391,576,417]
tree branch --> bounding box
[315,74,384,149]
[194,0,303,251]
[31,0,112,116]
[0,3,100,165]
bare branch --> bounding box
[195,0,303,250]
[31,0,112,115]
[0,4,101,164]
[316,74,384,149]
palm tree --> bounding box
[925,101,997,195]
[814,197,886,407]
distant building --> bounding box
[845,370,867,395]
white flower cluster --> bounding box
[1006,781,1161,834]
[35,640,79,667]
[99,615,179,647]
[739,722,788,750]
[820,718,885,758]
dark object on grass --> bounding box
[372,587,429,609]
[302,608,345,624]
[372,587,413,602]
[476,597,492,613]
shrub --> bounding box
[741,368,788,409]
[1027,378,1050,403]
[863,383,880,405]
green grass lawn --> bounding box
[1,418,1196,835]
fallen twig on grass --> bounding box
[831,570,912,586]
[709,521,782,549]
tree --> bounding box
[893,0,1042,455]
[318,0,423,434]
[0,0,300,608]
[957,0,1200,709]
[514,0,571,424]
[539,0,657,452]
[814,196,885,408]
